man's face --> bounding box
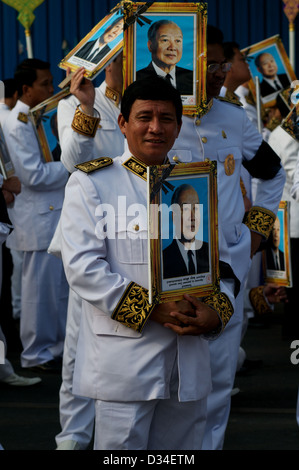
[103,19,123,43]
[149,23,183,71]
[272,218,280,250]
[118,99,181,165]
[175,187,200,243]
[27,69,54,107]
[257,53,278,79]
[230,48,251,85]
[206,43,227,99]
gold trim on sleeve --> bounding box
[202,292,234,333]
[71,106,100,137]
[112,282,156,332]
[249,286,272,315]
[244,206,276,239]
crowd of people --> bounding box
[0,19,298,450]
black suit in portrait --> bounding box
[74,39,111,64]
[136,62,193,95]
[163,239,210,279]
[266,247,285,271]
[260,73,290,98]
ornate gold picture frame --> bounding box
[242,35,297,108]
[263,201,292,287]
[0,124,14,179]
[29,88,71,163]
[147,161,219,304]
[58,5,124,82]
[123,1,207,115]
[281,101,299,141]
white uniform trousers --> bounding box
[56,288,95,449]
[94,360,207,450]
[20,250,68,368]
[0,232,14,380]
[0,326,14,380]
[10,249,23,320]
[202,290,245,450]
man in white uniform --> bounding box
[0,175,41,388]
[169,25,285,450]
[3,59,69,371]
[0,78,23,324]
[60,77,236,450]
[55,54,125,450]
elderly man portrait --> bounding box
[163,183,210,279]
[136,19,193,95]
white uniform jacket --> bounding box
[57,80,124,173]
[3,100,68,251]
[269,126,299,238]
[169,98,285,284]
[60,150,235,403]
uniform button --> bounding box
[172,155,180,163]
[201,137,207,143]
[49,205,54,210]
[133,224,139,231]
[195,118,201,126]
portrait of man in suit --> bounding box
[74,16,123,64]
[136,19,193,96]
[163,183,210,279]
[266,216,285,271]
[255,52,290,98]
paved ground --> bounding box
[0,309,298,451]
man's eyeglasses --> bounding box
[207,62,232,74]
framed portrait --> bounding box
[263,201,292,287]
[58,6,124,83]
[123,1,208,115]
[147,161,219,304]
[29,88,71,163]
[0,124,14,179]
[281,101,299,142]
[241,35,297,108]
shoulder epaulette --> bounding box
[75,157,113,173]
[17,112,28,123]
[217,95,243,107]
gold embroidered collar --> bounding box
[195,98,213,119]
[122,155,170,181]
[105,86,121,106]
[122,156,148,181]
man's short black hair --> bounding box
[207,25,224,46]
[223,41,240,62]
[14,58,50,97]
[2,78,17,98]
[121,77,183,125]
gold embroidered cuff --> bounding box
[71,106,100,138]
[112,282,156,332]
[249,286,272,315]
[202,292,234,334]
[244,206,276,239]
